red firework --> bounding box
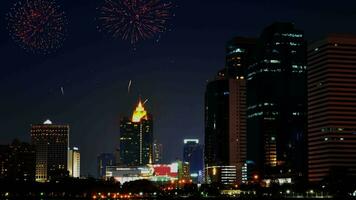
[97,0,173,44]
[6,0,67,54]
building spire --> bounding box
[132,97,148,122]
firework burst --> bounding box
[6,0,67,54]
[97,0,174,45]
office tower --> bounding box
[97,153,116,178]
[183,139,204,183]
[153,141,163,164]
[0,139,35,182]
[247,22,307,183]
[308,34,356,182]
[225,37,257,78]
[120,99,153,166]
[205,37,256,184]
[68,147,80,178]
[30,119,69,182]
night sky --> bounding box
[1,0,356,176]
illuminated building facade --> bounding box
[30,119,69,182]
[205,37,255,184]
[68,147,80,178]
[177,160,190,181]
[120,99,153,166]
[205,166,237,184]
[105,162,180,184]
[183,139,204,183]
[247,23,307,182]
[308,34,356,182]
[97,153,116,178]
[0,140,35,182]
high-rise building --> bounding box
[205,37,255,184]
[153,141,163,164]
[246,22,307,183]
[30,119,69,182]
[97,153,116,179]
[183,139,204,183]
[0,139,35,182]
[68,147,80,178]
[120,99,153,166]
[307,34,356,182]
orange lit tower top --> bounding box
[132,100,148,122]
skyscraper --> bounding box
[153,141,163,164]
[68,147,80,178]
[205,37,256,184]
[97,153,116,178]
[247,22,307,183]
[308,34,356,182]
[183,139,204,183]
[120,99,153,166]
[30,119,69,182]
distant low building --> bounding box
[104,161,190,184]
[0,139,35,182]
[97,153,116,179]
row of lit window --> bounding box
[324,137,345,141]
[275,42,302,46]
[321,127,344,132]
[248,102,275,110]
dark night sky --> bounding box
[1,0,356,176]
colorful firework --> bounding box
[97,0,174,45]
[6,0,67,54]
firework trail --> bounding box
[128,80,132,93]
[60,86,64,96]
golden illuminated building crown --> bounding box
[132,99,148,122]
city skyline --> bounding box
[2,0,356,178]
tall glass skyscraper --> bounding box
[120,99,153,166]
[246,23,307,183]
[205,37,256,184]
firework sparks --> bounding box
[97,0,174,44]
[6,0,67,54]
